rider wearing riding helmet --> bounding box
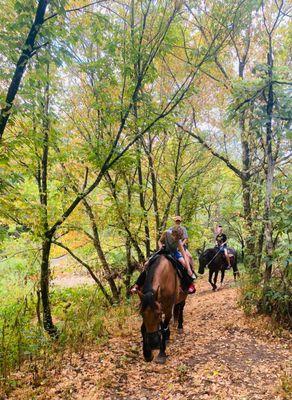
[215,225,231,269]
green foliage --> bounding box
[0,0,291,388]
[240,263,292,325]
[0,253,135,383]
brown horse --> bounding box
[138,255,187,364]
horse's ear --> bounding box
[155,286,160,301]
[197,248,202,255]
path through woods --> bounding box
[10,277,291,399]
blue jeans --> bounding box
[171,249,183,260]
[218,244,227,253]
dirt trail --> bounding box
[10,277,291,399]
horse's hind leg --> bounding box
[173,303,180,325]
[209,270,216,291]
[213,270,219,291]
[177,300,186,334]
[220,269,225,286]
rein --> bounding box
[206,241,227,267]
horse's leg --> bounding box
[156,315,172,364]
[141,323,153,362]
[233,259,240,280]
[209,269,215,290]
[173,303,180,325]
[220,268,225,286]
[213,270,219,291]
[177,300,186,334]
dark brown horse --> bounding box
[138,255,187,364]
[198,247,239,291]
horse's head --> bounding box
[198,250,209,274]
[138,289,162,352]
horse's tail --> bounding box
[232,250,240,276]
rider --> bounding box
[131,226,196,294]
[215,225,231,269]
[158,225,195,279]
[170,216,194,272]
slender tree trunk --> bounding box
[136,141,151,257]
[176,192,181,215]
[38,59,57,336]
[256,222,265,268]
[239,54,257,269]
[242,178,256,268]
[83,199,120,301]
[159,136,182,235]
[40,236,57,336]
[105,172,145,263]
[264,43,275,283]
[125,237,135,297]
[0,0,49,139]
[53,240,113,305]
[143,139,160,247]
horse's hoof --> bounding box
[177,328,184,334]
[144,356,154,362]
[155,355,167,364]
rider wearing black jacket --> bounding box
[215,225,231,269]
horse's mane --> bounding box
[201,248,217,260]
[141,255,162,311]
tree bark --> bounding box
[40,237,57,336]
[83,199,120,301]
[38,59,57,336]
[105,172,146,263]
[125,237,136,298]
[0,0,49,139]
[142,138,160,247]
[136,141,151,257]
[263,45,275,282]
[53,240,113,305]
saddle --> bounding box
[149,249,193,292]
[215,246,234,259]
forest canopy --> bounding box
[0,0,291,387]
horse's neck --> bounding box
[152,258,178,299]
[206,249,217,260]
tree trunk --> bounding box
[137,144,151,257]
[143,139,160,247]
[40,237,57,336]
[125,237,135,298]
[264,45,275,283]
[105,172,146,263]
[38,59,57,336]
[242,178,256,268]
[256,222,265,268]
[238,49,257,270]
[0,0,49,139]
[83,199,120,301]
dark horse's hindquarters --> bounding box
[198,247,239,290]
